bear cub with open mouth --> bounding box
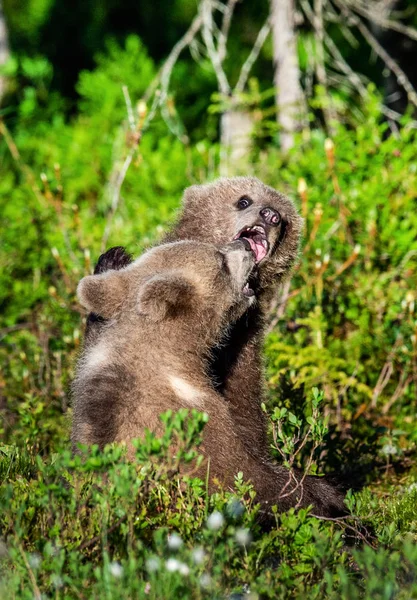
[86,177,304,460]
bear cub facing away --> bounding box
[73,238,345,520]
[73,238,257,474]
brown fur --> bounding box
[83,177,346,517]
[73,239,255,451]
[87,178,303,457]
[74,239,345,520]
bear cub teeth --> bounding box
[234,225,270,263]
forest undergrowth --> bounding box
[1,36,417,599]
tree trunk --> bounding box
[270,0,304,152]
[220,105,254,176]
[0,0,10,102]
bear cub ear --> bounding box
[137,274,195,322]
[77,271,128,318]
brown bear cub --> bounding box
[75,238,345,520]
[87,177,303,458]
[84,177,346,517]
[73,240,258,461]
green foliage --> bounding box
[1,28,417,599]
[263,110,417,433]
[264,388,329,474]
[2,413,417,599]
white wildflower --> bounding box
[206,511,224,531]
[382,444,397,456]
[235,528,252,547]
[51,574,63,589]
[199,573,212,588]
[28,553,41,569]
[145,557,160,573]
[109,561,123,578]
[166,558,181,572]
[167,533,183,550]
[191,546,206,565]
[178,563,190,576]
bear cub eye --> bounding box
[236,195,253,210]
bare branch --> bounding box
[218,0,239,63]
[371,336,402,407]
[332,0,417,110]
[16,541,42,600]
[309,514,377,547]
[309,5,409,126]
[234,18,271,94]
[314,0,337,131]
[0,0,10,101]
[314,0,328,88]
[122,85,136,132]
[324,3,361,47]
[382,372,412,414]
[144,11,204,127]
[101,150,135,253]
[348,0,417,42]
[201,0,231,95]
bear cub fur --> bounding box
[73,238,256,468]
[86,177,304,461]
[74,238,346,520]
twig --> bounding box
[0,322,32,341]
[333,0,417,110]
[122,85,136,132]
[302,0,401,128]
[324,2,361,47]
[0,120,44,205]
[382,372,412,414]
[16,541,42,600]
[347,0,417,42]
[371,336,402,407]
[144,11,204,127]
[309,514,377,547]
[201,0,231,95]
[101,150,135,253]
[314,0,336,131]
[77,514,127,552]
[234,18,271,94]
[218,0,239,63]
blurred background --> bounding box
[1,0,417,492]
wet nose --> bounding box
[260,207,281,226]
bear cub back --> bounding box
[71,239,255,455]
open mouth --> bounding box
[234,225,269,264]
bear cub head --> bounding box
[169,176,304,297]
[77,239,255,347]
